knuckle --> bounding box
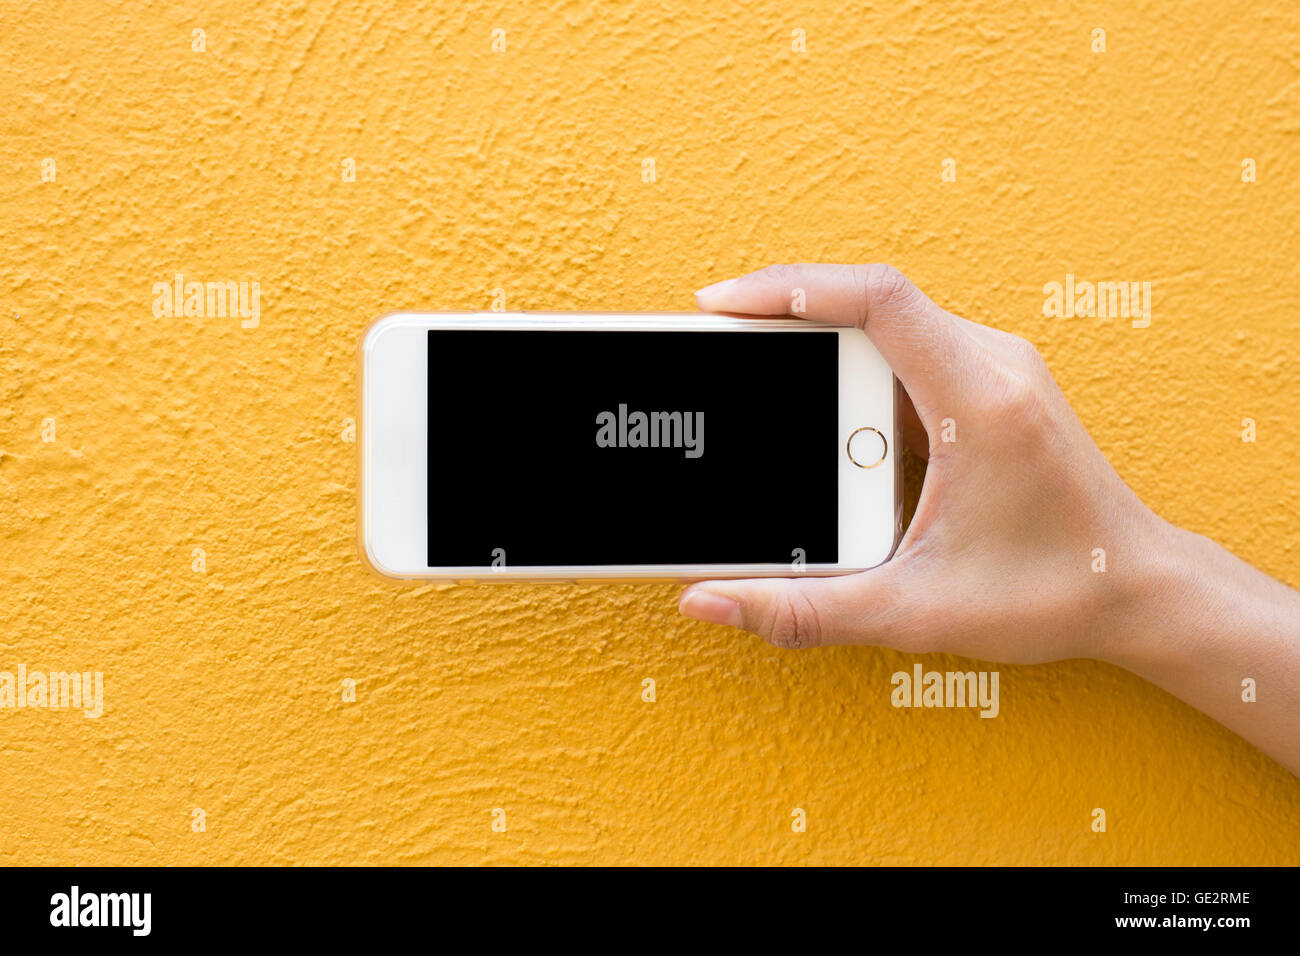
[858,262,915,301]
[758,263,800,285]
[984,367,1048,431]
[763,586,822,650]
[852,263,919,328]
[1008,333,1047,371]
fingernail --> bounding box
[694,278,738,302]
[679,589,743,627]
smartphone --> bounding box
[359,312,902,581]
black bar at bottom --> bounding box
[0,865,1288,943]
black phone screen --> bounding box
[427,330,838,567]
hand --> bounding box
[678,264,1300,776]
[679,263,1170,664]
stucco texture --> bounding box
[2,0,1299,866]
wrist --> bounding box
[1093,518,1219,671]
[1098,516,1298,673]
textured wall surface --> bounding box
[2,0,1299,865]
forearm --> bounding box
[1106,522,1300,776]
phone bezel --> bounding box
[359,312,902,581]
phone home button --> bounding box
[847,426,887,469]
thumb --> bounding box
[695,263,978,428]
[678,573,900,649]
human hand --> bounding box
[678,263,1178,664]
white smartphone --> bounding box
[359,312,902,581]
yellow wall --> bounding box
[2,0,1298,865]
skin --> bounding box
[678,263,1300,776]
